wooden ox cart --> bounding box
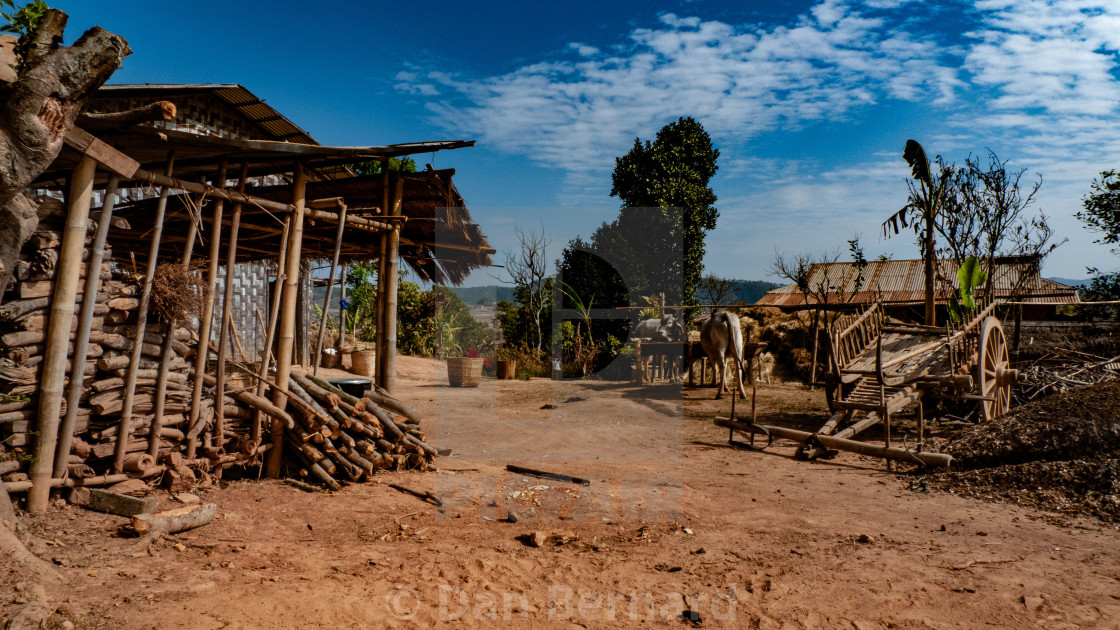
[718,299,1020,468]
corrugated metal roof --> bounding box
[97,84,318,144]
[758,258,1080,307]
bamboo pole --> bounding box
[380,176,404,394]
[113,152,175,473]
[53,175,118,480]
[132,167,290,214]
[374,159,390,387]
[28,156,97,513]
[313,203,349,376]
[252,215,291,449]
[148,190,203,459]
[266,163,307,478]
[213,163,248,476]
[337,264,347,351]
[186,162,227,459]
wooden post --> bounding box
[380,176,404,394]
[53,175,118,479]
[113,152,175,473]
[213,163,248,475]
[266,162,307,478]
[186,162,226,460]
[252,215,291,449]
[28,156,97,513]
[313,203,349,376]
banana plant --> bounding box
[948,255,987,322]
[883,139,953,325]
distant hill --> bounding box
[732,279,782,304]
[1047,277,1089,288]
[450,281,782,307]
[450,285,517,305]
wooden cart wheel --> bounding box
[977,316,1011,422]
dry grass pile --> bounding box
[929,381,1120,523]
[150,262,203,324]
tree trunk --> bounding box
[0,10,131,297]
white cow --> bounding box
[700,311,748,399]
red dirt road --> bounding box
[4,356,1119,628]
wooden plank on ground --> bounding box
[85,488,157,516]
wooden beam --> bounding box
[715,417,952,467]
[28,156,97,513]
[305,207,390,232]
[63,127,140,177]
[131,167,293,214]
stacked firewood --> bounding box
[1,213,437,496]
[280,371,437,490]
[0,213,105,451]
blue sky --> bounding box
[60,0,1120,286]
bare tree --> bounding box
[942,151,1063,299]
[698,273,738,314]
[500,225,551,351]
[770,241,869,385]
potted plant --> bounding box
[495,346,517,380]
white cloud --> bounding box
[393,0,1120,278]
[397,0,955,180]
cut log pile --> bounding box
[280,371,437,490]
[1,214,438,496]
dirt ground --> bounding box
[4,356,1119,629]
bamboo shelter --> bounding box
[1,84,493,512]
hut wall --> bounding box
[206,261,313,364]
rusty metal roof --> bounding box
[757,258,1080,307]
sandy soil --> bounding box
[4,355,1119,629]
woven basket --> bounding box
[447,357,484,387]
[496,359,517,380]
[351,349,376,378]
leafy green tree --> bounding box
[608,116,719,307]
[344,261,379,341]
[554,239,630,367]
[349,157,418,176]
[1078,170,1120,254]
[1077,170,1120,317]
